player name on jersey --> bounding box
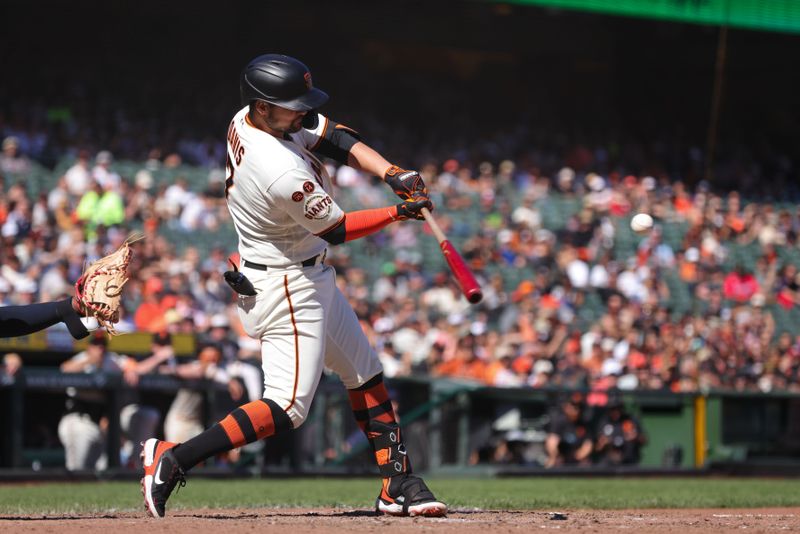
[226,120,245,165]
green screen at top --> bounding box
[511,0,800,34]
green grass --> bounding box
[1,477,799,515]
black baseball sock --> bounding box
[172,398,292,470]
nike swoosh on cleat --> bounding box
[154,462,166,485]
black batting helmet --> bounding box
[240,54,329,111]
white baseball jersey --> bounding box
[225,106,344,266]
[225,106,383,427]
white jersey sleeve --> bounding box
[267,167,344,236]
[294,113,329,151]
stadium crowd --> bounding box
[2,134,800,403]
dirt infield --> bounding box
[1,508,798,533]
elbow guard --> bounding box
[312,120,362,165]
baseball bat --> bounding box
[421,207,483,304]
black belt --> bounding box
[244,250,326,271]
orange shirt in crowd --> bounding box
[674,195,693,215]
[484,360,507,385]
[434,357,488,383]
[134,298,169,332]
[679,260,697,283]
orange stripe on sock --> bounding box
[242,400,275,440]
[377,411,397,424]
[348,390,367,411]
[220,414,246,448]
[364,383,390,408]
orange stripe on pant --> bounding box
[283,275,300,412]
[243,400,275,440]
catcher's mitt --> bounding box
[74,235,140,335]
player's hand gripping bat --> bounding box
[421,207,483,304]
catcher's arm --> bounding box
[0,298,90,339]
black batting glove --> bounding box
[396,198,433,221]
[384,165,429,202]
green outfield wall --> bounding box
[3,371,800,474]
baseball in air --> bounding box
[630,213,654,233]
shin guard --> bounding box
[347,374,411,477]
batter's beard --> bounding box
[264,111,303,135]
[286,119,304,133]
[270,120,303,135]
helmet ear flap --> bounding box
[301,111,319,129]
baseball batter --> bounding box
[142,54,446,518]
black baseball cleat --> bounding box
[141,438,185,518]
[376,474,447,517]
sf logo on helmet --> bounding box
[304,72,312,89]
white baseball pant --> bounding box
[237,262,382,428]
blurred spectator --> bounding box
[57,332,161,470]
[203,313,238,363]
[434,334,488,383]
[75,178,125,232]
[39,260,71,301]
[201,312,263,403]
[593,396,647,465]
[179,190,219,231]
[159,340,244,443]
[1,197,32,242]
[91,151,121,191]
[723,265,760,304]
[163,177,192,220]
[0,137,31,176]
[134,278,169,332]
[378,340,410,379]
[64,150,93,197]
[545,393,593,467]
[1,352,23,378]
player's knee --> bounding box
[260,397,298,432]
[283,403,308,429]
